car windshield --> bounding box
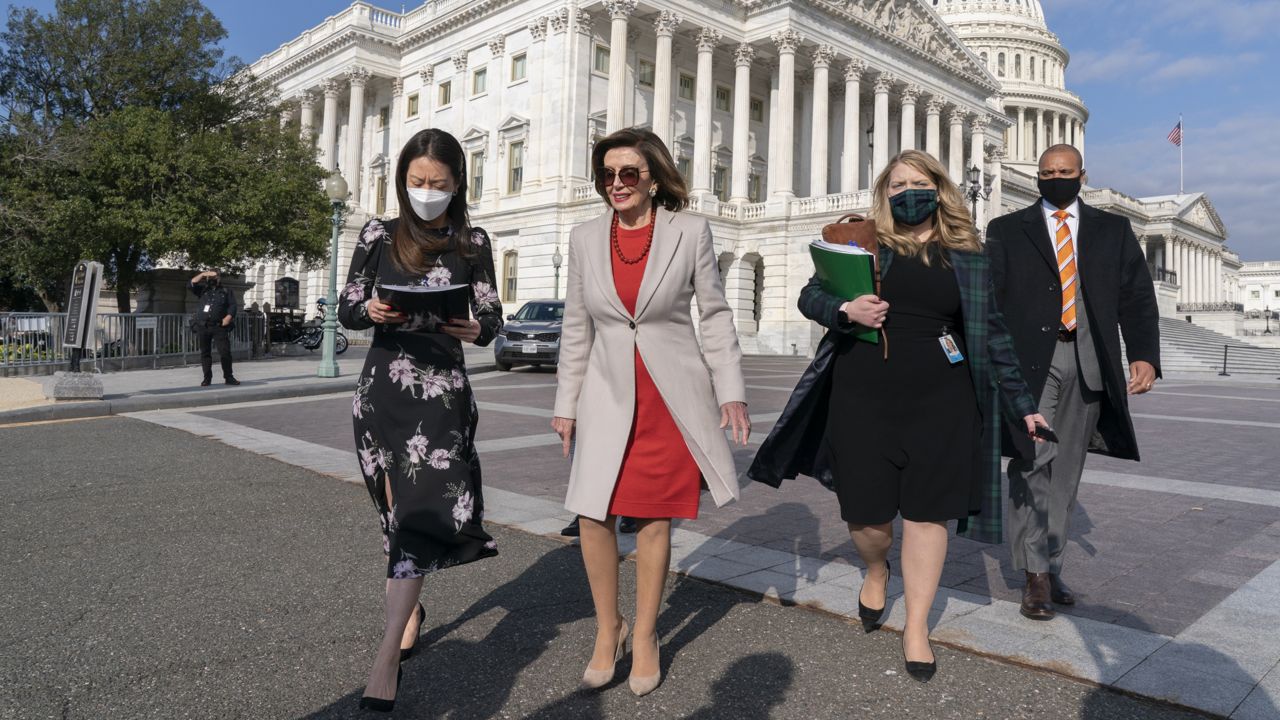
[514,303,564,322]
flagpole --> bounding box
[1179,113,1184,196]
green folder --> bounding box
[809,241,879,344]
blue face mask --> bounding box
[889,189,939,226]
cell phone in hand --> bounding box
[1033,425,1059,443]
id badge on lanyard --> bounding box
[938,326,964,365]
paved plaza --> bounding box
[3,355,1279,718]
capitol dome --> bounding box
[931,0,1048,30]
[933,0,1088,169]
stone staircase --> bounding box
[1122,318,1280,377]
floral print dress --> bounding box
[338,218,503,579]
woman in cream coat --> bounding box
[552,128,749,696]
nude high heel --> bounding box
[628,635,662,697]
[581,618,630,689]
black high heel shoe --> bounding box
[400,603,426,661]
[358,665,402,712]
[857,560,891,633]
[902,636,937,683]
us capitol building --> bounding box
[242,0,1249,355]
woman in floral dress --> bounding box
[337,128,502,712]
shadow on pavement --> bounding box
[300,544,594,719]
[1077,610,1277,720]
[681,652,794,720]
[662,503,822,658]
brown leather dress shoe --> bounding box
[1020,572,1055,620]
[1049,574,1076,605]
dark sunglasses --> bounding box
[595,167,650,187]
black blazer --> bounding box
[985,200,1161,462]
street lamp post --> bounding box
[318,171,349,378]
[552,246,564,299]
[965,164,994,229]
[1266,306,1273,335]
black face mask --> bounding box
[1038,177,1081,207]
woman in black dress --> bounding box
[752,150,1046,682]
[337,129,502,711]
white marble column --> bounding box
[320,78,341,172]
[770,30,801,199]
[872,73,893,180]
[388,78,404,194]
[1079,123,1086,162]
[899,84,921,152]
[730,43,755,203]
[345,67,370,205]
[989,146,1005,220]
[604,0,636,132]
[692,27,720,196]
[841,60,864,193]
[925,97,943,161]
[651,10,680,144]
[419,65,434,120]
[452,51,469,135]
[1034,108,1045,160]
[299,91,317,145]
[527,18,547,189]
[1016,106,1026,161]
[948,108,966,184]
[969,115,989,224]
[809,45,835,197]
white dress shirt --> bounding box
[1041,197,1081,261]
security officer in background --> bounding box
[190,270,240,386]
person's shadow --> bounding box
[681,652,794,720]
[298,544,594,719]
[659,503,822,663]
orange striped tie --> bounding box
[1053,210,1077,331]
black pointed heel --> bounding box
[903,637,937,683]
[857,560,890,633]
[358,665,402,712]
[400,603,426,661]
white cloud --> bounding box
[1069,39,1161,84]
[1149,52,1263,82]
[1085,113,1280,260]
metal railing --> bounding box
[1177,302,1244,313]
[1150,266,1178,284]
[1217,344,1280,378]
[1,312,267,375]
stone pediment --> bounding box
[1182,195,1228,239]
[498,114,530,133]
[817,0,998,91]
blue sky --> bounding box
[10,0,1277,259]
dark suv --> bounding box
[494,299,564,371]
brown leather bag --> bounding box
[820,213,888,358]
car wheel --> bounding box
[496,360,512,371]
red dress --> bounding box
[607,223,702,519]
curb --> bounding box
[0,362,498,425]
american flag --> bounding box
[1167,121,1183,147]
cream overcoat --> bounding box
[553,207,747,520]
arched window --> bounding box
[1029,56,1036,81]
[997,52,1006,77]
[1014,54,1022,79]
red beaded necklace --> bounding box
[610,206,657,265]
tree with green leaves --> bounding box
[0,0,330,312]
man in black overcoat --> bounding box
[986,144,1160,620]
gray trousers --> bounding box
[1008,340,1103,574]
